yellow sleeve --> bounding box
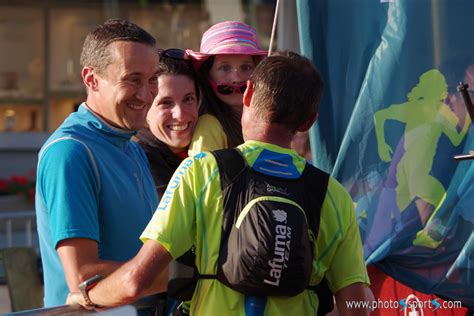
[140,158,196,259]
[317,178,370,293]
[188,114,228,156]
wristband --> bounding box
[78,275,103,307]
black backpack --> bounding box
[210,148,329,296]
[168,148,333,313]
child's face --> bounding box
[209,54,256,112]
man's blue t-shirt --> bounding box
[36,104,158,306]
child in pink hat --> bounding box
[186,21,267,155]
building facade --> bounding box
[0,0,289,178]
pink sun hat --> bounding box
[186,21,267,66]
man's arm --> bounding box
[67,239,171,308]
[67,156,198,307]
[334,283,371,316]
[57,238,123,291]
[39,140,114,292]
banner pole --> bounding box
[268,0,281,56]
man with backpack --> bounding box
[67,52,370,315]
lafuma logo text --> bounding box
[264,209,291,286]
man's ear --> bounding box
[297,112,318,132]
[243,80,254,108]
[82,66,99,91]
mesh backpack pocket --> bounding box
[218,195,314,296]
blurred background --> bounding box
[0,1,303,313]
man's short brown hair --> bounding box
[250,51,323,132]
[80,19,156,74]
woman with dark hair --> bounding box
[135,50,201,316]
[136,50,199,196]
[186,21,266,154]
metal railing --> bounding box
[0,209,38,285]
[0,210,37,249]
[3,304,137,315]
[2,292,163,315]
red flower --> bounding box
[0,173,36,202]
[0,179,8,191]
[28,188,35,203]
[11,175,28,185]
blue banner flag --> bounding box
[297,0,474,307]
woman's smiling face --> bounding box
[147,74,198,154]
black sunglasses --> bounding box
[158,48,188,60]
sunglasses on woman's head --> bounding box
[209,79,247,95]
[158,48,188,60]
